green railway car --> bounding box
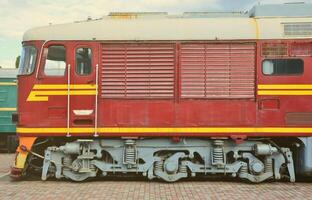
[0,68,18,152]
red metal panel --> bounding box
[291,42,312,56]
[180,43,256,99]
[101,43,175,98]
[257,40,312,126]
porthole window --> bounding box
[75,48,92,75]
[262,59,303,76]
[44,45,66,76]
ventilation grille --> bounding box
[101,43,175,98]
[284,23,312,36]
[180,43,256,99]
[262,43,288,56]
[291,42,312,56]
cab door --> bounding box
[68,42,99,134]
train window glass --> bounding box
[262,59,303,76]
[75,48,92,75]
[44,45,66,76]
[18,46,37,75]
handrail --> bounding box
[94,64,99,137]
[66,64,71,137]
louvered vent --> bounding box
[101,43,175,98]
[284,23,312,36]
[180,43,256,99]
[291,42,312,56]
[262,43,288,56]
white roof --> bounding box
[23,4,312,42]
[23,18,258,41]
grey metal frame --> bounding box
[41,138,295,183]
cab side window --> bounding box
[75,47,92,75]
[44,45,66,76]
[262,59,303,76]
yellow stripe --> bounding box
[0,82,16,86]
[258,90,312,95]
[33,84,96,90]
[27,90,96,101]
[0,108,16,111]
[258,84,312,90]
[16,127,312,134]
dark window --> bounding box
[44,45,66,76]
[18,46,37,75]
[75,48,92,75]
[262,59,303,76]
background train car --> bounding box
[0,68,18,152]
[11,3,312,182]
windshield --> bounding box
[18,45,37,75]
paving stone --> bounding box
[0,154,311,200]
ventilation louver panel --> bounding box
[262,43,288,56]
[101,43,175,98]
[284,22,312,36]
[180,43,256,99]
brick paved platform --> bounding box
[0,154,311,200]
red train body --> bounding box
[17,40,312,137]
[11,4,312,182]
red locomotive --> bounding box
[11,4,312,182]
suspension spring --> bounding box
[154,161,164,172]
[179,164,187,173]
[125,147,136,165]
[240,164,248,174]
[212,140,225,165]
[265,158,273,173]
[124,140,136,168]
[63,156,72,166]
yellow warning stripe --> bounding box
[258,90,312,95]
[258,84,312,90]
[0,108,16,111]
[0,82,16,86]
[33,84,96,90]
[16,127,312,134]
[27,90,97,101]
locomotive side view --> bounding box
[11,4,312,182]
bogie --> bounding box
[37,138,295,183]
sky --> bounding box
[0,0,311,68]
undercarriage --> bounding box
[35,138,296,183]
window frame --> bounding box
[42,44,67,77]
[261,58,304,76]
[74,46,93,76]
[18,45,38,76]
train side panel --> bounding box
[0,72,18,152]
